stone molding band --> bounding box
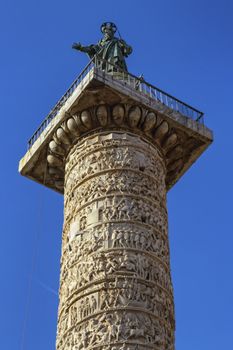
[47,103,185,193]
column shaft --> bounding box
[57,131,175,350]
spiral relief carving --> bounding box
[56,132,175,350]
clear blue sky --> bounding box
[0,0,232,349]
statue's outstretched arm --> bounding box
[72,42,98,58]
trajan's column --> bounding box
[19,23,213,350]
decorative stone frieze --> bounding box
[56,132,175,350]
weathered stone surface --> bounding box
[57,132,174,350]
[18,69,213,193]
[18,67,213,350]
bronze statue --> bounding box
[72,22,132,72]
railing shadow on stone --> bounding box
[27,55,204,149]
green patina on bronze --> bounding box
[72,22,132,72]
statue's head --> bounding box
[101,22,117,39]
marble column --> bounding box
[56,129,175,350]
[19,64,213,350]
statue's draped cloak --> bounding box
[89,37,131,71]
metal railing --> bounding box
[27,56,204,149]
[27,59,95,149]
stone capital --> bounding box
[19,70,212,193]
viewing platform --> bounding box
[19,56,213,192]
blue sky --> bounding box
[0,0,233,349]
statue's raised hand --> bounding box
[72,42,82,50]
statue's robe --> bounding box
[87,37,132,72]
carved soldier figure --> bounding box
[90,295,97,314]
[80,329,88,349]
[72,22,132,72]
